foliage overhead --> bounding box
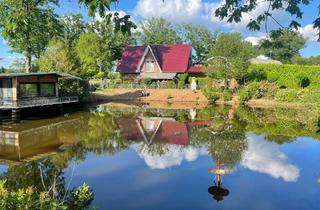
[214,0,320,40]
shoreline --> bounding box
[89,88,320,110]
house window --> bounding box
[0,79,13,99]
[40,83,56,97]
[146,61,155,72]
[19,83,38,98]
[19,83,56,98]
[146,119,155,131]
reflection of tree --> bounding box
[264,135,295,144]
[138,142,171,156]
[1,159,64,197]
[83,111,130,155]
[0,158,93,209]
[190,125,247,168]
[236,107,320,140]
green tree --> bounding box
[259,29,306,63]
[89,17,136,68]
[140,17,181,45]
[178,24,217,63]
[0,0,61,72]
[292,55,320,65]
[76,32,102,77]
[60,13,87,47]
[38,39,81,76]
[206,33,254,84]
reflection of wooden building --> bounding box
[0,115,82,165]
[0,73,79,111]
[117,116,210,146]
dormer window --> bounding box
[146,60,155,72]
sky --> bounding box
[0,0,320,67]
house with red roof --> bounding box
[116,44,204,80]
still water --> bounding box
[0,104,319,210]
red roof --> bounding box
[117,44,192,73]
[188,66,204,74]
[117,46,146,73]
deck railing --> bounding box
[0,96,79,109]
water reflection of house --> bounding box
[0,116,82,165]
[117,116,210,146]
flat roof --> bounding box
[0,72,81,80]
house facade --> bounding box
[0,72,79,110]
[116,44,204,81]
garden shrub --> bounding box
[143,77,153,85]
[161,81,176,88]
[222,90,232,101]
[266,71,280,82]
[238,81,260,104]
[203,86,220,103]
[296,73,310,88]
[177,73,188,88]
[247,64,320,89]
[275,89,298,102]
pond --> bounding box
[0,103,319,210]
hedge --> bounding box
[248,64,320,89]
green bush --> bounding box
[177,73,188,88]
[222,90,232,101]
[161,81,176,88]
[248,64,320,89]
[59,79,89,101]
[143,78,153,85]
[266,71,280,82]
[275,89,298,102]
[203,86,220,103]
[0,181,93,210]
[238,82,260,104]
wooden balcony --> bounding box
[0,96,79,109]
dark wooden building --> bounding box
[0,72,79,110]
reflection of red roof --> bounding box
[117,118,189,145]
[117,118,143,141]
[117,44,192,73]
[188,66,204,74]
[159,121,189,145]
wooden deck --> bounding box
[0,96,79,109]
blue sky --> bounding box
[1,0,319,67]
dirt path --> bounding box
[90,88,208,105]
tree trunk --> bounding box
[25,54,32,73]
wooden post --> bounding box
[57,104,63,114]
[12,109,20,122]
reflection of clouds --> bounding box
[241,134,299,182]
[137,144,207,169]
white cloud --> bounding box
[135,0,288,33]
[245,35,266,45]
[297,24,319,42]
[241,133,300,182]
[135,0,203,24]
[137,144,207,169]
[94,10,128,22]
